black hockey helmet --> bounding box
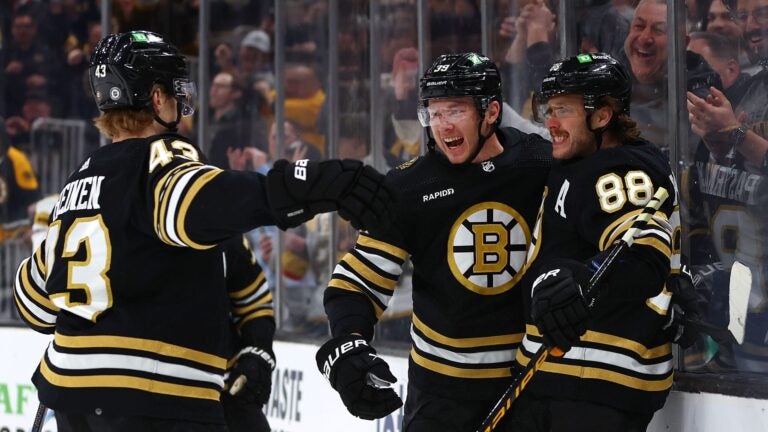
[89,31,196,118]
[418,52,502,128]
[535,52,631,120]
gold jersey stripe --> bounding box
[34,245,46,276]
[153,163,199,246]
[342,254,397,291]
[410,348,512,379]
[357,234,408,260]
[176,169,222,250]
[39,357,220,401]
[232,292,273,315]
[600,210,669,251]
[19,260,59,312]
[230,272,266,299]
[525,325,671,359]
[328,278,385,318]
[54,332,226,369]
[413,314,522,348]
[516,351,673,391]
[633,237,671,257]
[14,294,54,330]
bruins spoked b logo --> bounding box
[447,202,530,295]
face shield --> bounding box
[416,98,476,127]
[173,78,197,117]
[531,92,585,123]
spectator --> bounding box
[279,63,327,156]
[0,116,40,232]
[619,0,722,149]
[382,47,423,168]
[703,0,757,74]
[688,31,751,104]
[64,21,103,119]
[207,70,249,169]
[5,89,53,149]
[685,0,768,373]
[213,30,273,153]
[500,0,558,111]
[215,29,274,92]
[705,0,745,42]
[3,12,58,117]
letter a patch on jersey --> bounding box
[554,179,570,218]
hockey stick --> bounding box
[677,260,751,346]
[31,402,47,432]
[476,187,670,432]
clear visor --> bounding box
[531,93,582,123]
[173,79,197,117]
[416,100,474,127]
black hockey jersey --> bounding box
[14,133,276,423]
[517,139,677,414]
[324,128,551,399]
[222,235,276,356]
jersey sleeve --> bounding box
[146,137,277,249]
[576,168,674,303]
[13,241,59,334]
[324,230,409,341]
[223,235,275,351]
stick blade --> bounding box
[728,261,752,345]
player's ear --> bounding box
[151,85,168,112]
[591,105,613,129]
[485,100,501,124]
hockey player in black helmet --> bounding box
[506,52,680,431]
[416,52,504,164]
[13,30,391,431]
[315,52,551,431]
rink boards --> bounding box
[1,326,766,432]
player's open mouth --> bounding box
[444,136,464,148]
[551,132,568,144]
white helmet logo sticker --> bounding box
[109,87,121,100]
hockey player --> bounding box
[507,53,677,431]
[220,235,275,432]
[314,52,551,431]
[12,30,390,431]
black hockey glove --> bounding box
[315,335,402,420]
[224,346,276,406]
[663,266,707,348]
[530,259,592,352]
[266,159,392,231]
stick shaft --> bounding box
[31,402,47,432]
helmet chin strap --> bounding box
[458,120,494,166]
[154,101,182,132]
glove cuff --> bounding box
[237,346,276,371]
[316,335,374,383]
